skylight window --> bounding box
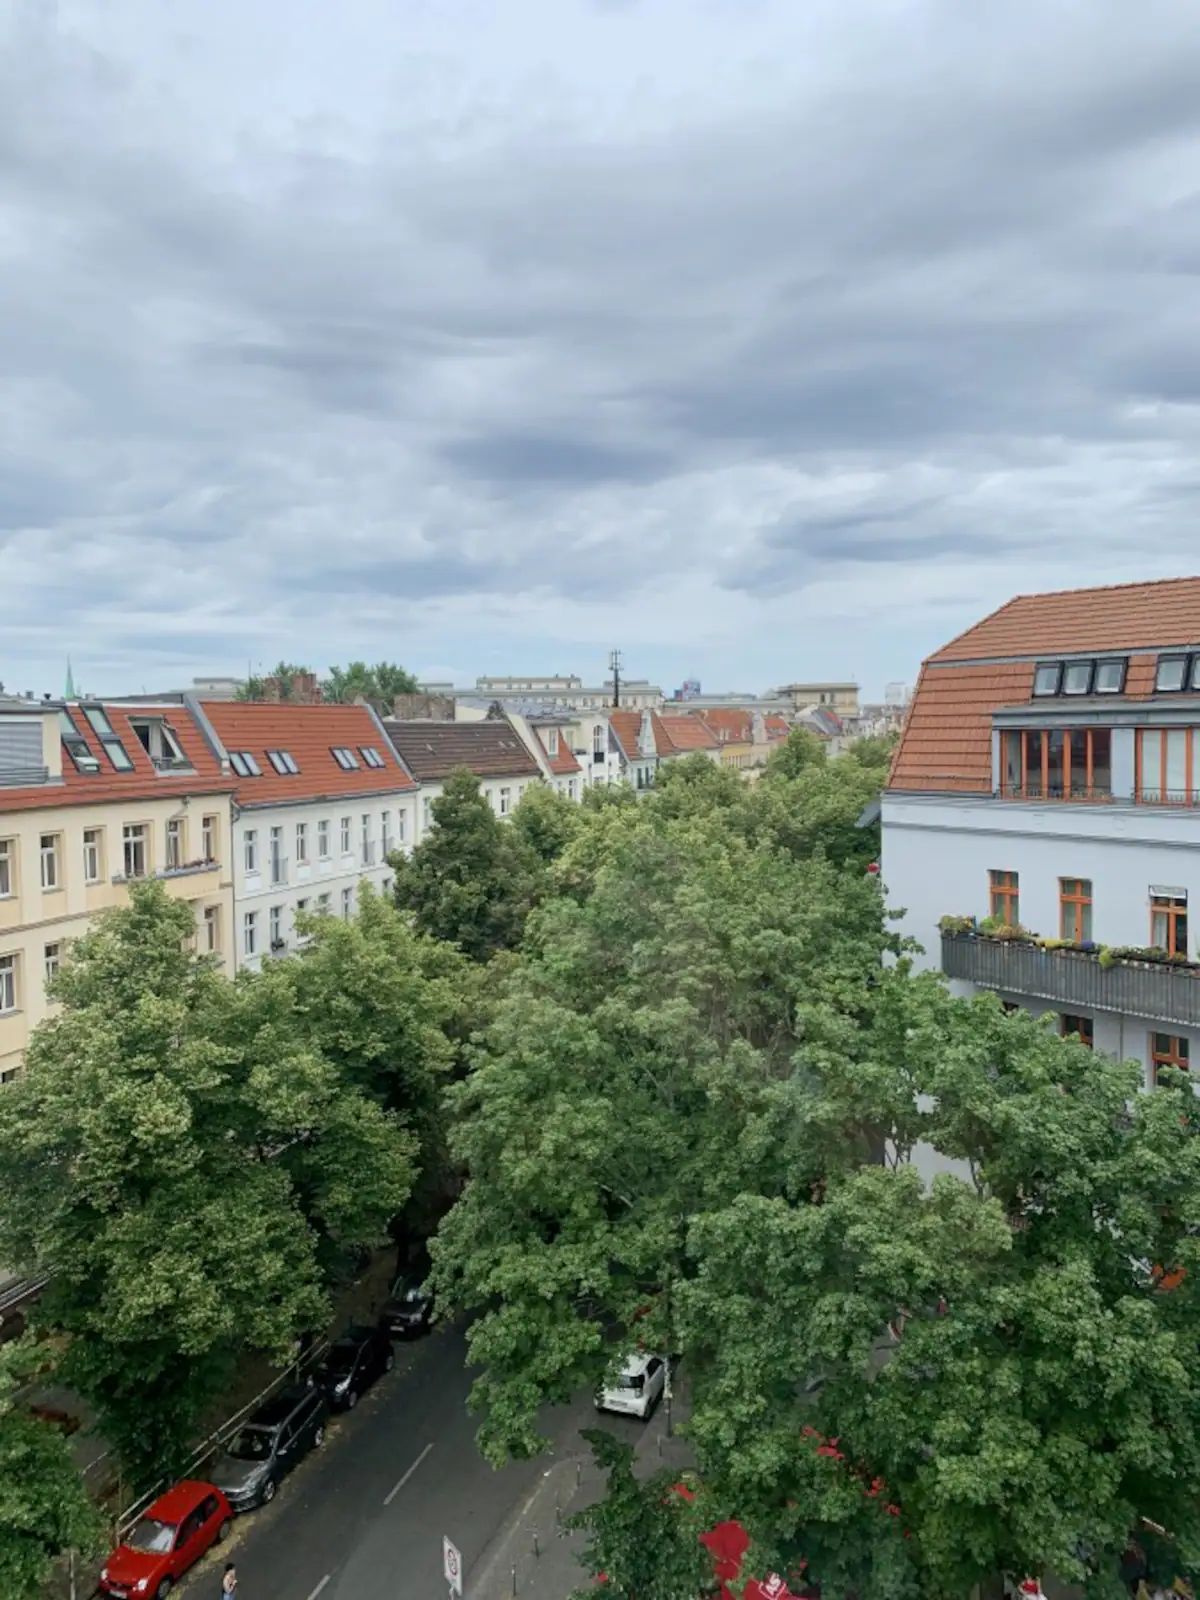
[81,703,134,771]
[331,747,360,770]
[359,746,385,769]
[267,750,299,775]
[58,711,100,774]
[1032,663,1062,697]
[1093,659,1126,694]
[1156,655,1189,693]
[229,751,263,777]
[1061,661,1093,696]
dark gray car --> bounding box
[211,1385,328,1512]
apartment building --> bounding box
[882,577,1200,1088]
[608,710,660,791]
[199,701,417,967]
[776,681,861,717]
[506,712,583,799]
[0,698,235,1080]
[383,718,542,841]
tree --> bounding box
[752,748,884,870]
[645,753,748,822]
[323,660,418,704]
[392,770,543,961]
[430,805,897,1462]
[0,1340,101,1597]
[0,882,416,1484]
[846,731,899,772]
[235,661,311,701]
[509,782,583,865]
[764,727,828,780]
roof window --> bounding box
[1093,659,1126,694]
[1156,655,1189,693]
[1033,657,1131,698]
[58,710,100,774]
[267,750,299,775]
[1060,661,1093,696]
[331,747,360,770]
[359,746,385,769]
[229,751,262,777]
[1032,663,1062,697]
[81,704,135,771]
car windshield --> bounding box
[393,1280,423,1303]
[227,1425,276,1461]
[325,1345,358,1373]
[126,1517,176,1554]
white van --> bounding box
[596,1352,667,1419]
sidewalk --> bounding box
[468,1381,694,1600]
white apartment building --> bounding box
[382,718,543,842]
[882,577,1200,1089]
[197,700,418,968]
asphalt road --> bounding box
[175,1322,603,1600]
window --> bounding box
[593,724,606,761]
[381,811,391,855]
[340,816,352,854]
[1136,729,1200,804]
[38,833,60,891]
[229,751,263,777]
[58,710,100,773]
[499,787,512,816]
[81,704,135,771]
[1094,659,1126,694]
[295,822,308,864]
[244,829,258,874]
[1156,655,1189,692]
[0,954,16,1014]
[1001,728,1112,800]
[1033,662,1062,697]
[202,815,218,862]
[243,910,258,957]
[568,779,578,801]
[83,828,103,883]
[396,809,406,843]
[422,796,432,829]
[1191,658,1200,692]
[165,818,183,870]
[331,747,360,770]
[269,826,285,885]
[1151,891,1189,957]
[341,886,354,919]
[1060,1014,1094,1048]
[295,897,309,918]
[1061,661,1093,696]
[546,727,560,756]
[267,750,299,775]
[1059,878,1093,942]
[269,905,284,949]
[0,840,13,899]
[361,814,372,863]
[130,717,188,769]
[1151,1033,1190,1084]
[318,892,332,913]
[317,819,331,859]
[204,906,220,954]
[43,942,61,984]
[123,823,148,879]
[989,870,1019,924]
[359,746,386,769]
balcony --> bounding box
[941,932,1200,1030]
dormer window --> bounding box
[1156,654,1189,692]
[130,716,189,771]
[1032,662,1062,696]
[1061,661,1093,696]
[1094,659,1126,694]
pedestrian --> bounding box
[222,1561,238,1597]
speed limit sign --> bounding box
[443,1535,463,1597]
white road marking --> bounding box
[383,1441,434,1506]
[305,1576,331,1600]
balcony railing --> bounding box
[941,932,1200,1030]
[998,783,1113,804]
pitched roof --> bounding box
[697,708,752,743]
[383,718,541,781]
[533,725,581,775]
[201,701,415,805]
[764,714,791,741]
[0,701,234,814]
[653,713,720,754]
[889,575,1200,793]
[608,709,652,763]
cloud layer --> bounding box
[5,0,1200,696]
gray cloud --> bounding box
[6,0,1200,696]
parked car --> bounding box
[595,1351,667,1419]
[210,1384,328,1512]
[312,1324,395,1409]
[379,1272,433,1339]
[99,1480,231,1599]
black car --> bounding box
[312,1325,394,1409]
[211,1385,328,1511]
[379,1274,433,1339]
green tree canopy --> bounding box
[0,882,417,1483]
[235,661,311,701]
[764,726,828,780]
[509,781,584,865]
[323,660,418,704]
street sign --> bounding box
[443,1535,463,1597]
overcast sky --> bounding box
[4,0,1200,700]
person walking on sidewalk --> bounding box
[221,1561,238,1596]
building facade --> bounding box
[0,699,235,1081]
[199,700,417,969]
[882,577,1200,1089]
[383,718,543,839]
[777,681,861,717]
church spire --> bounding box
[64,658,77,699]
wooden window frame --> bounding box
[1151,893,1189,957]
[1004,729,1112,800]
[989,869,1019,924]
[1060,1013,1094,1048]
[1151,1032,1190,1084]
[1059,877,1093,942]
[1135,728,1198,805]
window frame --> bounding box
[81,704,135,772]
[39,832,61,892]
[269,904,284,948]
[499,786,512,816]
[332,747,360,771]
[341,886,354,920]
[1059,877,1093,942]
[1002,727,1113,801]
[58,710,101,773]
[83,828,103,884]
[988,869,1019,925]
[122,822,149,880]
[165,817,184,871]
[359,747,385,769]
[203,905,221,954]
[317,819,331,859]
[0,838,12,899]
[0,953,17,1014]
[1151,892,1189,957]
[267,750,299,775]
[295,821,308,864]
[1156,654,1190,693]
[244,828,258,874]
[1151,1032,1190,1084]
[340,816,352,855]
[243,910,258,957]
[201,815,217,862]
[1032,662,1063,697]
[1135,728,1200,805]
[1060,660,1094,697]
[1060,1013,1094,1048]
[44,941,61,984]
[1093,659,1127,695]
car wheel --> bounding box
[345,1389,358,1410]
[261,1477,277,1505]
[313,1423,326,1448]
[155,1580,173,1600]
[215,1519,231,1543]
[385,1350,395,1373]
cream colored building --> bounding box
[776,681,861,717]
[0,699,235,1081]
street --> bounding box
[173,1322,630,1600]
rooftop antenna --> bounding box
[609,649,622,708]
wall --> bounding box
[413,773,540,845]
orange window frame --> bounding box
[1060,1013,1094,1048]
[1059,877,1093,941]
[1150,895,1188,956]
[1012,730,1107,798]
[989,870,1019,923]
[1136,728,1196,803]
[1151,1032,1190,1084]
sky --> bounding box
[5,0,1200,701]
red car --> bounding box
[99,1479,232,1599]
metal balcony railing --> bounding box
[998,783,1114,803]
[941,933,1200,1029]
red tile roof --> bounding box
[697,708,752,743]
[202,701,415,805]
[0,702,234,814]
[534,725,581,775]
[654,713,720,754]
[383,718,541,781]
[764,714,791,741]
[608,709,651,763]
[890,575,1200,793]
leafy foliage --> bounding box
[764,726,828,780]
[0,1341,101,1596]
[235,661,311,701]
[323,660,418,704]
